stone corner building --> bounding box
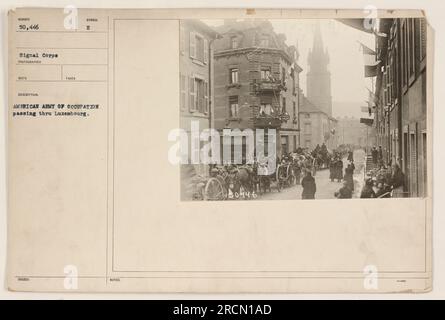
[212,19,302,160]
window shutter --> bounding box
[204,81,209,113]
[180,73,187,110]
[420,19,426,60]
[189,32,196,58]
[204,39,208,64]
[189,76,196,111]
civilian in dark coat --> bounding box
[335,181,353,199]
[329,158,336,182]
[301,171,316,199]
[344,162,355,191]
[360,179,376,198]
[390,164,404,189]
[347,150,354,162]
[335,159,343,182]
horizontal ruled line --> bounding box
[16,63,108,66]
[16,47,108,49]
[15,275,431,280]
[16,30,107,33]
[16,80,107,83]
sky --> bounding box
[204,19,376,118]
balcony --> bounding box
[253,79,286,93]
[253,113,282,128]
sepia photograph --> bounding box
[5,7,434,295]
[179,18,428,201]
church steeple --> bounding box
[306,22,332,116]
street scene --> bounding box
[259,149,366,200]
[179,18,427,201]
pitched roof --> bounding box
[299,95,337,121]
[299,95,324,114]
[212,19,298,61]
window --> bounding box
[409,19,416,78]
[230,68,239,84]
[190,32,208,64]
[189,76,196,111]
[229,96,239,118]
[190,77,208,113]
[293,102,297,121]
[304,123,311,134]
[231,36,238,49]
[195,35,204,62]
[401,22,407,87]
[383,68,387,106]
[282,97,286,113]
[260,103,273,116]
[260,67,271,80]
[281,67,286,83]
[281,136,289,155]
[419,18,427,62]
[393,26,399,98]
[410,131,418,196]
[198,79,209,113]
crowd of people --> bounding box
[297,144,405,200]
[200,143,406,201]
[291,144,356,200]
[360,157,405,199]
[272,143,332,199]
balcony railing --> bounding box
[253,79,286,93]
[253,114,282,128]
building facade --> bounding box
[337,116,369,148]
[212,20,302,161]
[299,94,338,150]
[179,20,219,200]
[373,18,427,197]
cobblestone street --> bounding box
[258,149,366,200]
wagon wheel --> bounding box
[286,165,295,186]
[276,165,283,192]
[257,177,263,195]
[204,177,226,201]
